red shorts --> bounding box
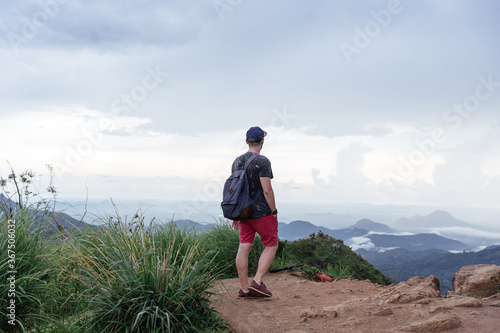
[238,214,279,247]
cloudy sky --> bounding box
[1,0,499,220]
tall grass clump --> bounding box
[67,212,228,333]
[198,219,265,279]
[0,205,62,331]
[0,169,62,331]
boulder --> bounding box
[444,296,482,308]
[452,264,500,298]
[385,276,441,303]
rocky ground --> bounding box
[210,268,500,333]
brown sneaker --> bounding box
[248,280,272,297]
[237,289,262,299]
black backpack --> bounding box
[221,154,260,220]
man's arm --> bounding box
[260,177,276,215]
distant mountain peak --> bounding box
[396,209,470,231]
[427,210,454,218]
[351,219,396,233]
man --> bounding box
[231,126,279,299]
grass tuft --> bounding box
[64,211,228,332]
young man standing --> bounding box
[231,126,279,298]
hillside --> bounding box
[280,232,392,286]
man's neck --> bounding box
[248,146,261,154]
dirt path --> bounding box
[210,271,500,333]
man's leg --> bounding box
[236,242,253,291]
[253,244,278,284]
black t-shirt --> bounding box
[231,152,273,219]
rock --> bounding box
[429,306,452,314]
[387,292,402,303]
[444,296,482,308]
[300,305,323,319]
[398,314,461,332]
[415,298,433,305]
[386,276,441,303]
[373,307,393,316]
[322,306,338,317]
[490,301,500,307]
[300,304,338,319]
[452,264,500,298]
[338,317,366,328]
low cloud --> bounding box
[346,236,375,251]
[430,227,500,241]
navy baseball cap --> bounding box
[246,126,267,143]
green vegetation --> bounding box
[279,231,393,285]
[0,199,62,331]
[1,166,63,331]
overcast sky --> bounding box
[1,0,499,219]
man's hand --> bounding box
[232,220,239,231]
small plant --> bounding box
[325,262,351,280]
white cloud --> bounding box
[346,236,375,251]
[367,231,414,236]
[430,227,500,241]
